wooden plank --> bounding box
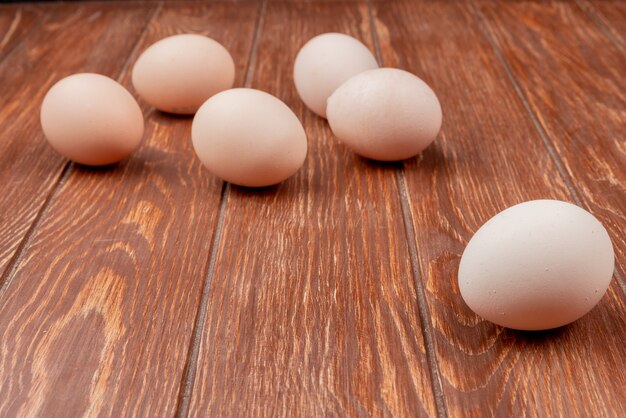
[187,1,438,416]
[0,2,260,417]
[478,0,626,283]
[0,2,157,284]
[371,0,626,416]
[0,4,44,60]
[580,0,626,48]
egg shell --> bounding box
[326,68,442,161]
[458,200,615,331]
[132,34,235,114]
[293,33,378,118]
[40,73,144,166]
[191,88,307,187]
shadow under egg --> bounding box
[502,323,573,346]
[228,182,283,197]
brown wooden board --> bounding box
[582,0,626,48]
[478,0,626,286]
[187,1,438,416]
[0,4,45,60]
[371,0,626,416]
[0,1,259,417]
[0,0,624,415]
[0,2,157,286]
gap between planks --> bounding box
[571,0,626,293]
[469,1,626,296]
[0,162,72,300]
[175,1,268,416]
[365,1,449,417]
[0,3,163,302]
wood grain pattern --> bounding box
[0,4,45,60]
[581,0,626,48]
[0,0,623,416]
[477,0,626,285]
[371,0,626,416]
[0,2,156,286]
[0,2,259,417]
[187,1,437,416]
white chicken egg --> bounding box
[191,88,307,187]
[458,200,615,330]
[293,32,378,118]
[40,73,144,166]
[132,34,235,114]
[326,68,442,161]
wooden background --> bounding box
[0,0,624,416]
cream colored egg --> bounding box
[40,73,144,166]
[191,88,307,187]
[458,200,615,331]
[132,34,235,114]
[327,68,442,161]
[293,32,378,118]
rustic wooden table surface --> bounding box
[0,0,624,417]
